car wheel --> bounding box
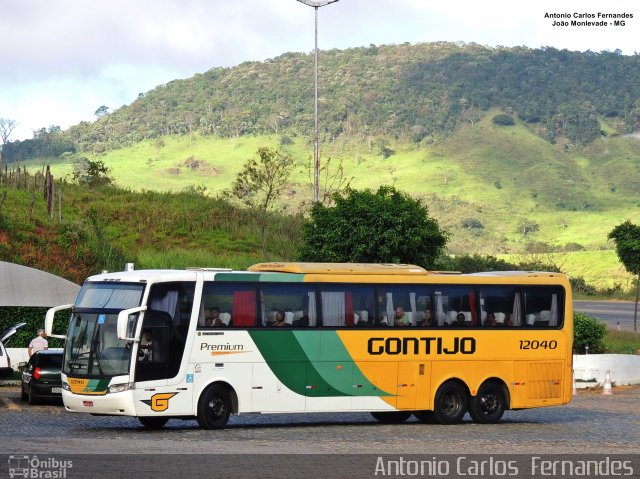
[21,384,28,402]
[28,389,38,406]
[197,385,231,430]
[432,380,468,424]
[469,381,506,424]
[138,417,169,429]
[370,411,412,423]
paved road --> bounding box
[574,300,639,332]
[1,386,638,478]
[1,386,638,455]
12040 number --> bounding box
[519,340,557,350]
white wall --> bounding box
[573,354,640,385]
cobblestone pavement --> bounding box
[1,385,639,456]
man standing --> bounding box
[28,329,48,357]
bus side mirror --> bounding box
[44,304,74,339]
[117,306,147,341]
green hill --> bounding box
[1,42,639,288]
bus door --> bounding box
[133,282,195,417]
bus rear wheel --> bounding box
[197,385,231,430]
[469,381,506,424]
[138,417,169,429]
[370,411,412,423]
[433,381,468,424]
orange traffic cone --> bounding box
[602,370,613,395]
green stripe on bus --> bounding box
[248,331,392,397]
[214,273,304,283]
[214,273,262,282]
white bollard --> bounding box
[602,369,613,395]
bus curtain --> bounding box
[232,290,257,327]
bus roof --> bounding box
[84,264,568,284]
[248,262,428,275]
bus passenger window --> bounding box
[200,283,258,328]
[319,286,374,327]
[524,287,563,328]
[377,286,431,327]
[433,287,477,327]
[261,285,316,327]
[478,287,519,327]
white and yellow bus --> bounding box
[45,262,573,429]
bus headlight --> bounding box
[108,383,133,394]
[62,381,70,391]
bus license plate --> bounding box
[51,387,61,394]
[83,401,94,407]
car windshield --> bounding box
[63,282,145,378]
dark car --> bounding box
[21,350,63,405]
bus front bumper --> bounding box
[62,389,136,416]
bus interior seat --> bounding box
[219,312,231,326]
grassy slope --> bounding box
[21,110,639,286]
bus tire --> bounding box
[138,417,169,429]
[197,385,231,430]
[414,411,436,423]
[370,411,412,423]
[433,381,467,424]
[469,381,506,424]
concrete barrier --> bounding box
[573,354,640,387]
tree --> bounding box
[299,186,448,266]
[231,147,295,258]
[0,117,17,144]
[72,158,113,186]
[94,106,109,119]
[608,221,640,332]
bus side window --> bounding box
[318,286,374,328]
[260,285,317,327]
[201,283,258,328]
[524,287,563,328]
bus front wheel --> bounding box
[138,417,169,429]
[469,381,506,424]
[433,381,468,424]
[197,385,231,430]
[370,411,412,423]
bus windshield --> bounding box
[63,283,145,377]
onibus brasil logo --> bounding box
[8,455,72,478]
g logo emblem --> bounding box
[142,392,177,412]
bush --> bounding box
[434,254,516,273]
[460,218,484,229]
[573,313,606,354]
[492,114,515,126]
[570,277,598,296]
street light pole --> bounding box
[296,0,339,203]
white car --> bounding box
[0,322,27,378]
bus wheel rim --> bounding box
[442,391,461,416]
[480,393,498,415]
[208,398,226,418]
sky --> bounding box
[1,0,638,141]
